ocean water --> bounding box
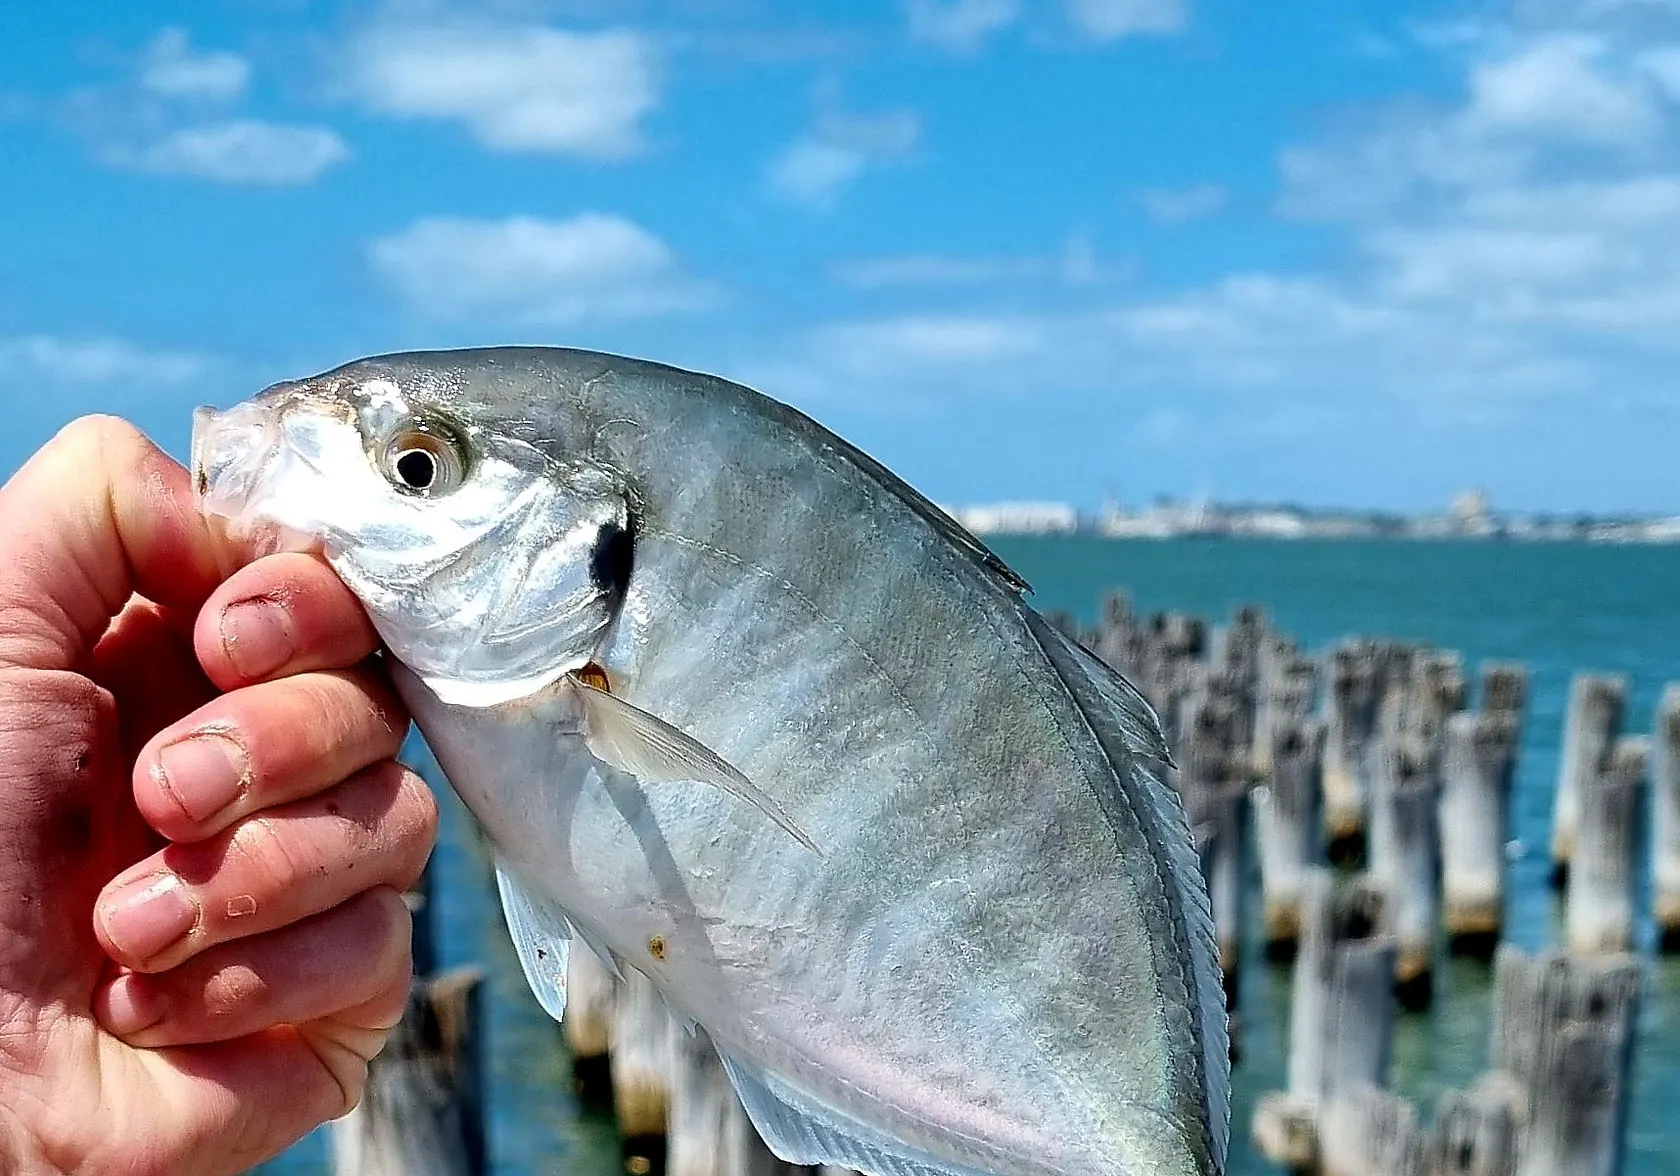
[259,536,1680,1176]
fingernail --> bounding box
[101,871,198,964]
[221,596,294,680]
[154,733,249,825]
[98,973,165,1038]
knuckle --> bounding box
[199,962,269,1026]
[51,414,146,462]
[228,815,317,894]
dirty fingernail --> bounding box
[154,733,249,826]
[98,973,165,1038]
[101,872,197,964]
[222,596,294,680]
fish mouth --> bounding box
[190,401,323,557]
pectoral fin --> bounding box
[494,863,572,1024]
[571,677,821,855]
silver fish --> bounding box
[191,347,1230,1176]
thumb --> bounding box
[0,416,229,672]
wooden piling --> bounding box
[1551,674,1628,889]
[1091,590,1145,686]
[1486,947,1640,1176]
[1253,872,1397,1172]
[1650,685,1680,950]
[566,942,619,1110]
[331,967,487,1176]
[1480,663,1529,723]
[1440,712,1520,958]
[1254,717,1326,961]
[614,966,677,1176]
[1320,1086,1423,1176]
[1425,1088,1517,1176]
[670,1028,812,1176]
[1566,737,1646,957]
[1368,733,1439,1010]
[1323,643,1382,865]
[1256,656,1319,776]
[1178,686,1248,1015]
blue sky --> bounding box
[3,0,1679,513]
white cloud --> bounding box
[1064,0,1188,41]
[1140,184,1227,223]
[1462,35,1661,145]
[819,314,1047,363]
[904,0,1021,52]
[112,121,350,185]
[833,236,1119,287]
[0,336,206,385]
[351,24,658,158]
[369,213,715,325]
[768,107,921,207]
[139,29,250,101]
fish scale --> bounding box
[192,346,1229,1176]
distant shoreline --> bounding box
[946,502,1680,545]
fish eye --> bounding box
[380,419,467,497]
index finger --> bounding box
[195,553,380,690]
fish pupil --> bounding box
[396,449,436,490]
[590,515,635,601]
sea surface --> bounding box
[259,536,1680,1176]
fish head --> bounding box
[191,358,634,706]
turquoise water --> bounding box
[259,537,1680,1175]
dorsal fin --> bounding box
[1024,608,1231,1173]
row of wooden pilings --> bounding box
[1048,591,1676,1176]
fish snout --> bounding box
[191,402,280,516]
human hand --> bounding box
[0,418,439,1176]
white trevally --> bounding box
[191,347,1229,1176]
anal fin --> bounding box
[716,1049,997,1176]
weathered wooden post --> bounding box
[1425,1087,1517,1176]
[1320,1086,1423,1176]
[1178,686,1247,1016]
[331,967,487,1176]
[1551,674,1627,889]
[1252,872,1396,1171]
[1566,737,1646,956]
[670,1028,811,1176]
[1254,717,1326,961]
[1144,611,1207,744]
[566,942,618,1109]
[1091,590,1142,682]
[1650,685,1680,950]
[1480,663,1529,723]
[615,966,677,1176]
[1368,733,1439,1010]
[1323,643,1382,865]
[1486,947,1640,1176]
[1440,712,1520,958]
[1256,656,1319,776]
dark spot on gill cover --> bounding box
[589,508,636,610]
[647,935,666,961]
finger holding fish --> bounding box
[193,551,383,690]
[95,885,414,1048]
[97,759,436,975]
[129,665,408,843]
